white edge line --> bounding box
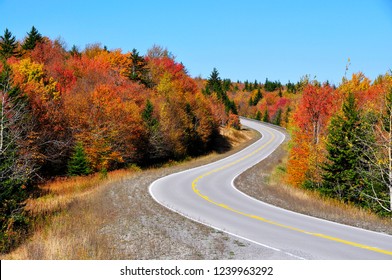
[230,122,392,239]
[148,119,304,260]
[148,182,305,260]
[148,118,392,261]
[149,118,390,260]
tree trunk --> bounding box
[389,113,392,217]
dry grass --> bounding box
[5,125,391,260]
[220,126,255,147]
[2,168,138,259]
[236,134,392,235]
[2,127,262,260]
[24,169,137,217]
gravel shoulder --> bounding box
[99,128,297,259]
[235,124,392,236]
[7,123,390,260]
[100,123,391,260]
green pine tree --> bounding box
[244,80,249,91]
[129,48,152,87]
[253,88,263,105]
[0,29,18,59]
[205,68,237,114]
[262,108,269,123]
[67,142,91,176]
[255,110,262,121]
[322,92,366,202]
[206,68,222,96]
[284,106,291,124]
[22,26,42,51]
[69,45,81,57]
[142,99,158,129]
[272,108,282,126]
[0,68,31,252]
[248,96,254,106]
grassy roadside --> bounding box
[5,123,390,260]
[2,169,138,259]
[235,132,392,235]
[2,127,260,259]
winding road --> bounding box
[149,118,392,259]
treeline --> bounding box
[0,27,236,250]
[230,71,391,217]
[230,78,293,127]
[287,73,392,217]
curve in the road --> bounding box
[149,118,392,259]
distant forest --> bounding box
[1,26,391,252]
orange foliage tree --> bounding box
[287,83,335,187]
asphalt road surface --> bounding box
[149,118,392,259]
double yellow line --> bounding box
[192,127,392,257]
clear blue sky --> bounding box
[1,0,392,85]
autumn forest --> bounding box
[1,27,392,252]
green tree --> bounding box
[67,142,91,176]
[142,99,158,129]
[255,110,262,121]
[356,89,392,216]
[322,92,366,202]
[206,68,222,95]
[183,102,203,156]
[22,26,42,51]
[244,80,249,91]
[253,88,263,105]
[205,68,237,114]
[284,106,291,124]
[272,108,282,126]
[262,108,269,123]
[0,29,18,59]
[0,66,33,252]
[128,48,150,87]
[248,96,254,106]
[222,79,231,92]
[140,99,167,163]
[69,45,81,57]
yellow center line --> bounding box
[192,127,392,257]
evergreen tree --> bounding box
[227,100,238,115]
[222,79,231,92]
[253,88,263,105]
[248,96,254,106]
[286,81,296,93]
[284,106,291,124]
[206,68,222,95]
[255,110,262,121]
[140,99,168,163]
[248,81,253,91]
[205,68,237,114]
[0,66,32,251]
[322,92,367,202]
[262,108,269,122]
[183,102,203,155]
[128,48,151,87]
[69,45,81,57]
[244,80,249,91]
[67,142,91,176]
[272,108,282,126]
[142,99,158,129]
[22,26,42,51]
[0,29,18,59]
